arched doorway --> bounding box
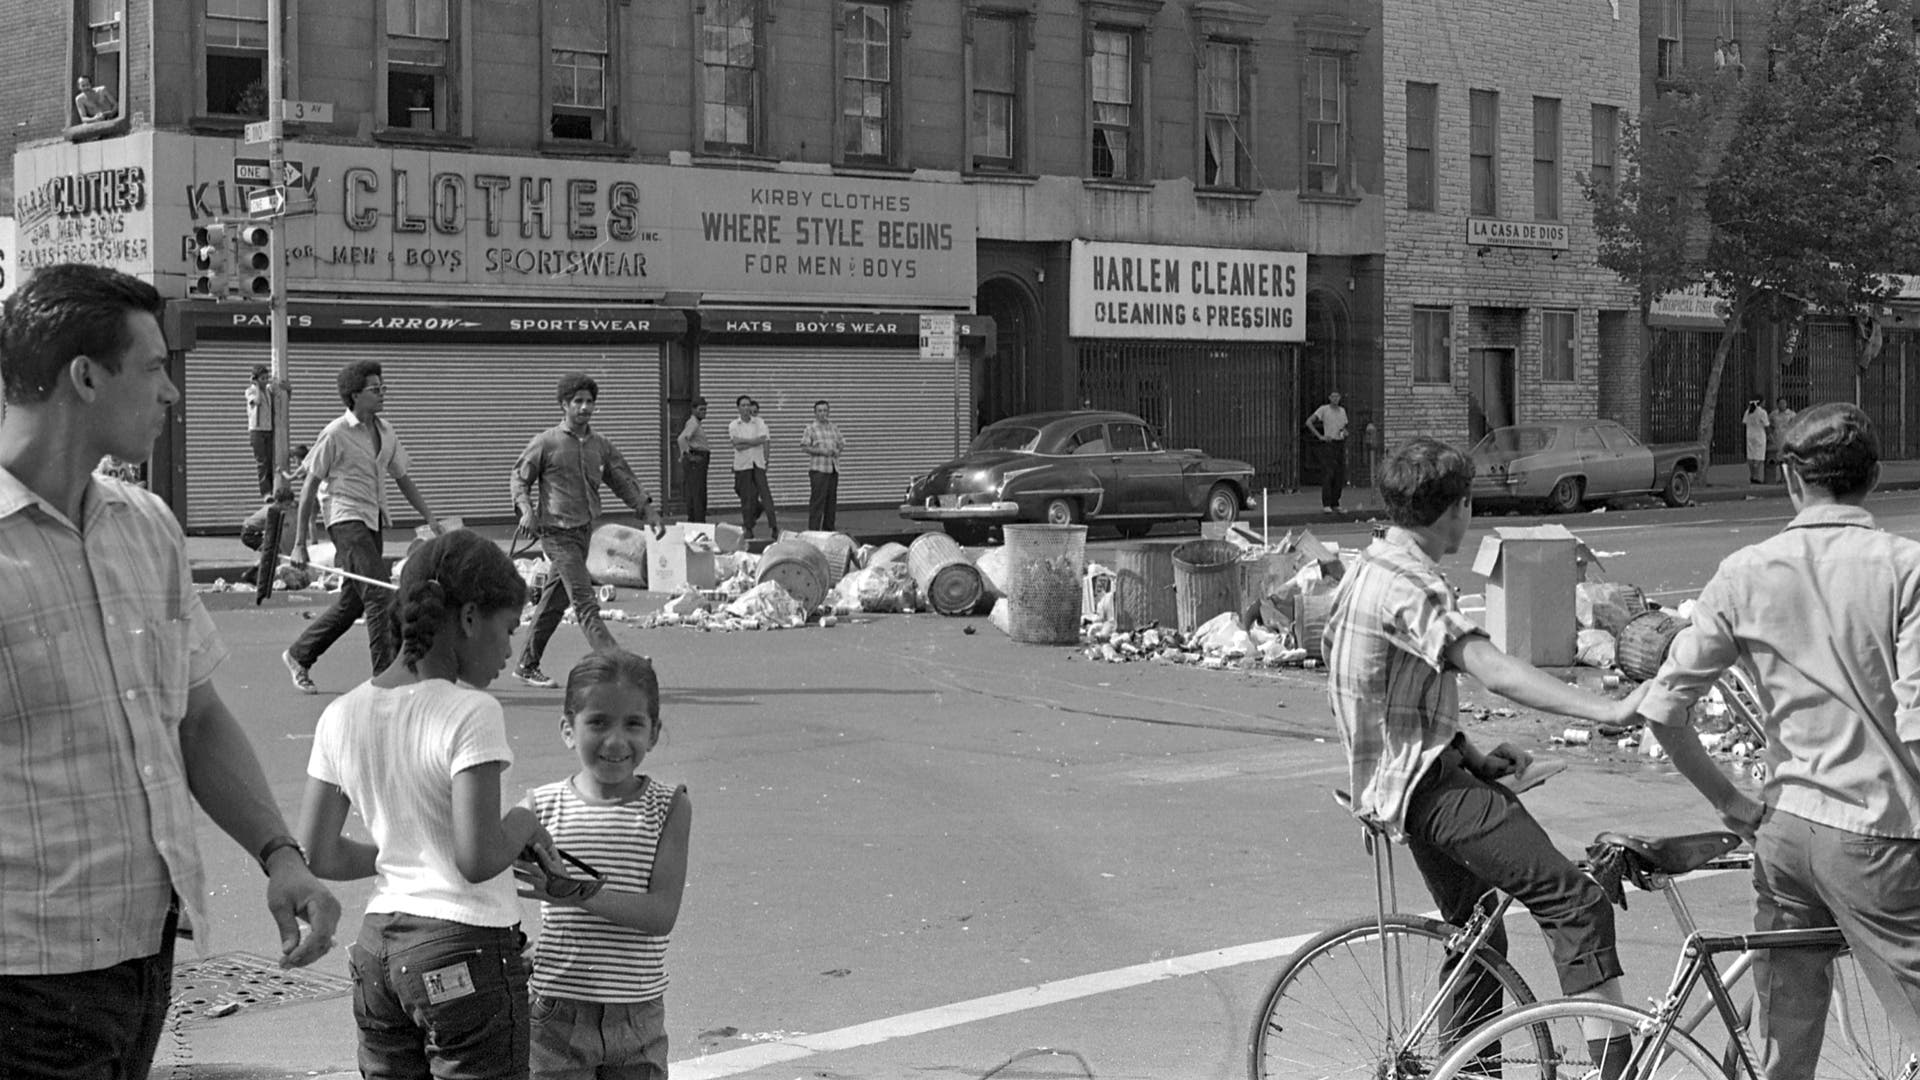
[975,276,1037,430]
[1300,289,1353,487]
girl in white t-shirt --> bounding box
[520,651,691,1080]
[298,529,550,1080]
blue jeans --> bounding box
[530,993,667,1080]
[522,525,615,668]
[0,902,177,1080]
[290,519,395,675]
[349,913,530,1080]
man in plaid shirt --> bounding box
[1325,437,1648,1077]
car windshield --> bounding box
[969,425,1043,453]
[1472,426,1558,455]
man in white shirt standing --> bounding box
[1306,390,1350,513]
[728,394,779,542]
[284,360,443,692]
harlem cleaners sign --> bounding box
[1069,240,1305,342]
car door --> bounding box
[1597,422,1656,490]
[1574,424,1628,496]
[1105,422,1184,514]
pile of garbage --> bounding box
[1072,528,1348,669]
[634,536,936,631]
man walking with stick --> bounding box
[284,360,443,692]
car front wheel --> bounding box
[1662,468,1695,508]
[1204,483,1240,523]
[1042,497,1081,526]
[1545,476,1584,514]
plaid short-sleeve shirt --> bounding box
[1324,531,1488,841]
[0,467,227,974]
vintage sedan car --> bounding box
[900,410,1256,544]
[1470,419,1706,513]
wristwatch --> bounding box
[256,834,307,875]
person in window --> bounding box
[73,76,116,122]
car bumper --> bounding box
[898,499,1021,522]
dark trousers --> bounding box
[290,519,396,676]
[807,470,839,532]
[1321,439,1348,509]
[0,904,177,1080]
[251,428,274,496]
[1404,748,1621,1006]
[734,466,779,538]
[521,525,615,669]
[350,913,530,1080]
[683,451,710,523]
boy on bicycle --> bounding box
[1639,403,1920,1078]
[1325,437,1649,1078]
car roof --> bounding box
[987,410,1147,430]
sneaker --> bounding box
[283,650,316,694]
[514,664,557,689]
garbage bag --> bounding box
[587,522,651,588]
[828,562,917,613]
[723,580,808,627]
[1576,582,1645,637]
[973,546,1011,599]
[1575,628,1618,668]
[1190,610,1252,658]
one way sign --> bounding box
[234,158,310,191]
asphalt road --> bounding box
[171,489,1920,1080]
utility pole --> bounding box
[266,0,290,490]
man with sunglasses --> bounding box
[286,360,445,692]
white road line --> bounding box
[671,929,1325,1079]
[670,865,1747,1079]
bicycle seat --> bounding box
[1591,830,1742,876]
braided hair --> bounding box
[393,529,528,674]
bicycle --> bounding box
[1245,797,1752,1080]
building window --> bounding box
[1658,0,1683,80]
[1304,53,1345,194]
[385,0,451,132]
[82,0,124,113]
[548,0,609,142]
[701,0,761,154]
[1533,98,1560,220]
[1406,82,1437,211]
[1201,40,1251,189]
[840,2,895,162]
[969,12,1022,171]
[1590,104,1618,193]
[1412,307,1451,384]
[1543,309,1577,382]
[1090,27,1137,179]
[1470,89,1498,216]
[206,0,268,116]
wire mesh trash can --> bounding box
[1171,539,1241,634]
[1002,524,1088,644]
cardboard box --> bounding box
[1470,525,1584,666]
[646,524,720,593]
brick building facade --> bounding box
[1380,0,1640,452]
[7,0,1386,525]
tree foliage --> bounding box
[1585,0,1920,452]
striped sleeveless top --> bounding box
[527,775,681,1002]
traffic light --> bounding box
[237,223,273,298]
[188,222,232,298]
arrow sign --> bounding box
[246,186,286,219]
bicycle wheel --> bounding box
[1429,999,1723,1080]
[1248,914,1549,1080]
[1812,951,1915,1080]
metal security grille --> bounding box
[1860,330,1920,460]
[1647,328,1751,462]
[695,346,968,514]
[182,341,663,531]
[1073,340,1300,492]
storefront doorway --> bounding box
[1468,347,1516,443]
[975,277,1037,430]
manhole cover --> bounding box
[167,952,353,1027]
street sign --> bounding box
[282,99,334,124]
[243,119,278,145]
[919,314,956,360]
[246,186,287,219]
[234,159,308,191]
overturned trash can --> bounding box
[1171,539,1240,634]
[1002,524,1087,644]
[908,532,986,616]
